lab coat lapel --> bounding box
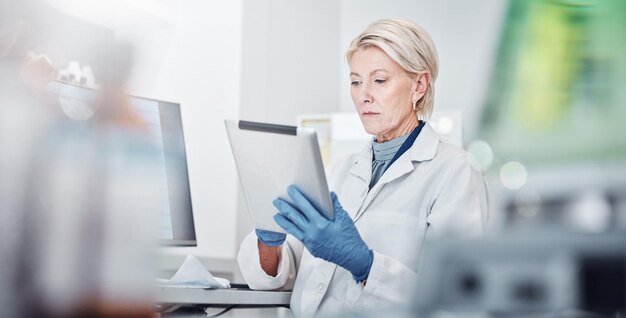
[354,123,440,221]
[347,141,373,219]
[348,141,372,182]
[355,157,414,220]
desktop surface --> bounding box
[156,285,292,306]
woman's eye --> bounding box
[374,79,386,84]
[351,80,361,86]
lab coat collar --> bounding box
[408,122,440,162]
[349,122,440,175]
[350,122,441,220]
[348,141,373,183]
[372,123,440,190]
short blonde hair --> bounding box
[346,19,439,120]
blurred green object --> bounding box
[479,0,626,166]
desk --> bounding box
[156,286,292,306]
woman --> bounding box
[238,18,488,318]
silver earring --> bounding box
[412,100,418,111]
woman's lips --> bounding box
[362,112,379,116]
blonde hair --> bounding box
[346,19,439,120]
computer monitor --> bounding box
[129,95,196,246]
[47,80,197,246]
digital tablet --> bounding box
[225,120,333,233]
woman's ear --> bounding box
[411,72,431,104]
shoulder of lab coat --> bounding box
[327,124,489,233]
[424,142,489,236]
[327,123,489,311]
[353,145,489,310]
[237,231,303,290]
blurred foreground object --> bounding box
[415,232,626,317]
[480,0,626,165]
[473,0,626,231]
[1,1,161,316]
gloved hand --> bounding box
[273,185,373,282]
[255,229,286,247]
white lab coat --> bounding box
[238,123,489,318]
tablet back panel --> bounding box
[225,120,333,233]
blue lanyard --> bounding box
[384,121,425,174]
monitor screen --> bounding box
[129,96,196,246]
[47,80,197,246]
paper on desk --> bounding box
[157,255,230,289]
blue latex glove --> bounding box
[255,229,286,247]
[273,186,373,282]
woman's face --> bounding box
[349,46,420,141]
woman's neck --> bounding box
[375,116,419,143]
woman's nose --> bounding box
[359,83,372,104]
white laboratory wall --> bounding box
[236,0,341,262]
[240,0,340,124]
[113,1,243,261]
[338,0,507,139]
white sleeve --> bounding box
[237,231,303,290]
[426,154,489,236]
